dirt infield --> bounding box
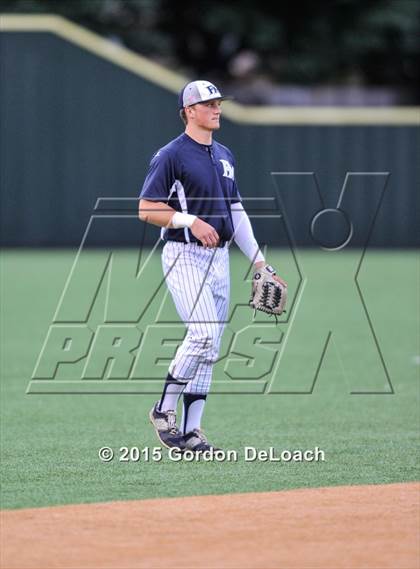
[1,482,418,569]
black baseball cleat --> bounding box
[183,429,221,452]
[149,402,186,450]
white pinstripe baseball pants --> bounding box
[162,241,230,394]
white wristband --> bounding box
[171,212,197,229]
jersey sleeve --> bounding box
[229,152,242,204]
[139,149,176,201]
[230,179,242,204]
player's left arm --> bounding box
[230,202,287,287]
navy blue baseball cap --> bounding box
[178,80,233,109]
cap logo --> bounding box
[206,84,219,95]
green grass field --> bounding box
[1,248,418,510]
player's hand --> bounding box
[191,218,220,248]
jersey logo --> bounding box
[219,159,234,180]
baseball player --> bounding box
[139,80,287,452]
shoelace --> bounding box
[192,429,208,444]
[166,411,179,435]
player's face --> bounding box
[190,99,222,130]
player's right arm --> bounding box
[139,199,220,248]
[139,148,220,247]
[138,199,176,227]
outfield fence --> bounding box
[0,15,419,247]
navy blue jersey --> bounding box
[139,133,241,243]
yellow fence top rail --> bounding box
[1,14,419,125]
